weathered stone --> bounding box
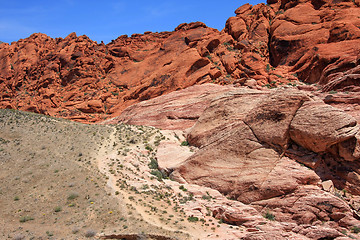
[289,101,359,157]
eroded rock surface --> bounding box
[107,83,237,130]
[169,87,360,237]
[1,0,359,123]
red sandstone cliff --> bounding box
[0,0,359,122]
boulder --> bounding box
[289,101,359,156]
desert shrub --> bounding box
[67,192,79,200]
[148,158,158,169]
[265,64,271,72]
[54,206,62,212]
[351,226,360,233]
[264,211,275,221]
[19,216,34,222]
[202,195,211,200]
[187,216,199,222]
[13,235,25,240]
[145,145,153,151]
[150,170,165,181]
[84,229,96,238]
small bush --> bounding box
[181,141,189,146]
[67,192,79,200]
[13,235,25,240]
[265,64,271,72]
[145,145,153,152]
[54,206,62,212]
[84,229,96,238]
[14,196,20,201]
[202,195,211,200]
[19,216,34,222]
[150,170,165,181]
[351,226,360,234]
[148,158,158,169]
[264,211,275,221]
[187,216,199,222]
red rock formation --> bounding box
[1,0,358,122]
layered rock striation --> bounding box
[120,83,360,238]
[1,0,359,122]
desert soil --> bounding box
[0,109,246,240]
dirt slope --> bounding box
[0,109,191,240]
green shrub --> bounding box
[54,206,62,212]
[148,158,158,169]
[351,226,360,233]
[67,192,79,200]
[84,229,96,238]
[150,170,165,181]
[264,211,275,221]
[145,145,153,152]
[202,195,211,200]
[181,141,189,146]
[19,216,34,222]
[179,185,188,191]
[265,64,271,72]
[187,216,199,222]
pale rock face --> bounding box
[290,101,359,156]
[156,85,360,236]
[107,84,237,130]
[321,180,335,194]
[155,130,195,172]
[112,83,360,237]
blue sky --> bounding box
[1,0,264,44]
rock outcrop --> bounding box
[0,24,234,123]
[106,83,237,130]
[1,0,359,123]
[164,87,360,236]
[118,83,360,238]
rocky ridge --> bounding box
[0,0,359,122]
[1,0,360,239]
[118,83,360,239]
